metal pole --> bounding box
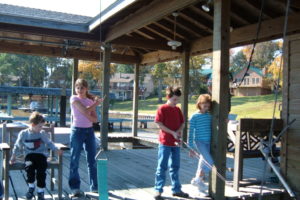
[259,143,296,198]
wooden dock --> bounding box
[5,148,284,200]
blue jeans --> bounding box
[155,144,181,193]
[0,180,3,198]
[69,127,98,191]
[195,141,214,175]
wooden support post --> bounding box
[55,96,59,121]
[233,122,243,191]
[4,149,9,200]
[210,0,230,199]
[181,49,190,143]
[58,153,63,199]
[59,87,67,127]
[51,96,54,119]
[101,43,111,151]
[132,63,140,137]
[7,94,12,116]
[48,95,51,116]
[72,59,79,95]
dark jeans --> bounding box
[25,153,48,188]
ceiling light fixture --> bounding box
[202,0,212,12]
[167,12,182,50]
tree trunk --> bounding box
[158,79,163,103]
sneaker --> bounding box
[26,187,35,200]
[191,177,201,186]
[72,189,84,197]
[172,191,189,198]
[191,177,208,192]
[37,192,45,200]
[154,192,164,200]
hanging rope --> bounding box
[258,0,292,199]
[236,0,265,88]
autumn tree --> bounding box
[267,55,283,88]
[242,41,280,69]
[78,61,116,90]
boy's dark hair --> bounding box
[166,86,181,98]
[29,112,45,125]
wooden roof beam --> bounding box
[230,12,250,26]
[152,22,186,40]
[233,0,272,19]
[0,41,140,64]
[111,35,182,52]
[191,13,300,55]
[104,0,199,42]
[189,5,213,21]
[141,13,300,65]
[143,26,173,41]
[130,31,154,40]
[163,17,203,38]
[179,12,213,34]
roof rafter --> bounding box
[142,13,300,65]
[104,0,199,42]
[163,17,203,38]
[111,35,181,52]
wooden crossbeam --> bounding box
[0,41,140,64]
[112,35,182,51]
[104,0,199,42]
[141,13,300,65]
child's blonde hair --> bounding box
[29,112,45,125]
[196,94,212,111]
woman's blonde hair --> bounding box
[196,94,212,111]
[75,79,95,100]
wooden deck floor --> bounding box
[6,148,284,200]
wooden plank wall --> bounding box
[282,34,300,194]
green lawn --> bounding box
[111,94,282,119]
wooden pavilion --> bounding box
[0,0,300,199]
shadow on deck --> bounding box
[6,147,285,200]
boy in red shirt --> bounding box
[154,87,189,200]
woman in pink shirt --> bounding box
[69,79,102,196]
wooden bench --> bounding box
[0,123,68,200]
[227,118,283,191]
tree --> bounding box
[190,55,211,95]
[78,61,116,90]
[116,64,134,73]
[242,41,280,69]
[151,63,168,103]
[48,59,73,88]
[267,55,283,87]
[0,53,51,87]
[230,51,248,73]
